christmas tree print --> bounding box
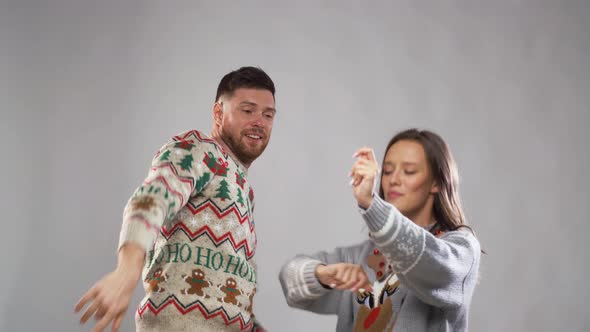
[235,171,246,189]
[203,152,229,176]
[165,201,176,221]
[236,188,245,207]
[215,179,231,201]
[159,150,171,161]
[177,154,194,171]
[174,139,195,150]
[195,173,211,192]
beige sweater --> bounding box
[119,130,261,331]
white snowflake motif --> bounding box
[213,222,224,234]
[201,212,212,224]
[178,209,190,220]
[196,163,204,172]
[189,216,199,228]
[234,226,247,239]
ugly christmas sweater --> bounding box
[118,130,261,331]
[279,195,481,332]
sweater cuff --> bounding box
[118,214,160,252]
[302,260,331,296]
[359,195,393,232]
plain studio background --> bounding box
[1,1,588,331]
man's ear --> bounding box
[213,102,223,127]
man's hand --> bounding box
[75,243,145,332]
[315,263,373,292]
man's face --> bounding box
[215,88,276,165]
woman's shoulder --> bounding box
[439,227,481,251]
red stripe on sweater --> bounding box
[137,298,253,330]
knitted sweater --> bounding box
[279,196,480,332]
[118,130,261,331]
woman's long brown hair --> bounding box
[378,129,474,236]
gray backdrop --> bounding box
[1,1,588,331]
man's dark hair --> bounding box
[215,66,275,101]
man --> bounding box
[75,66,276,332]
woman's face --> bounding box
[380,140,439,218]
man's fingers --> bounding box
[75,288,98,312]
[80,300,100,324]
[92,311,114,332]
[111,314,123,332]
[95,307,107,320]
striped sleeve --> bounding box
[359,195,480,308]
[118,133,214,251]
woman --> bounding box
[279,129,481,332]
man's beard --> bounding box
[221,126,269,165]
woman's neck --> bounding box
[408,198,435,228]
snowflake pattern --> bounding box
[201,212,212,224]
[178,209,190,220]
[374,210,425,274]
[213,222,224,234]
[234,226,246,239]
[189,216,199,228]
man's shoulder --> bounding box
[165,129,219,151]
[170,129,212,144]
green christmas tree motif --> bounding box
[165,201,176,222]
[177,154,194,171]
[159,150,171,161]
[195,172,211,193]
[236,188,245,207]
[215,179,231,201]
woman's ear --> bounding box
[430,180,440,194]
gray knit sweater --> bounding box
[279,196,480,332]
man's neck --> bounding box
[210,131,251,169]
